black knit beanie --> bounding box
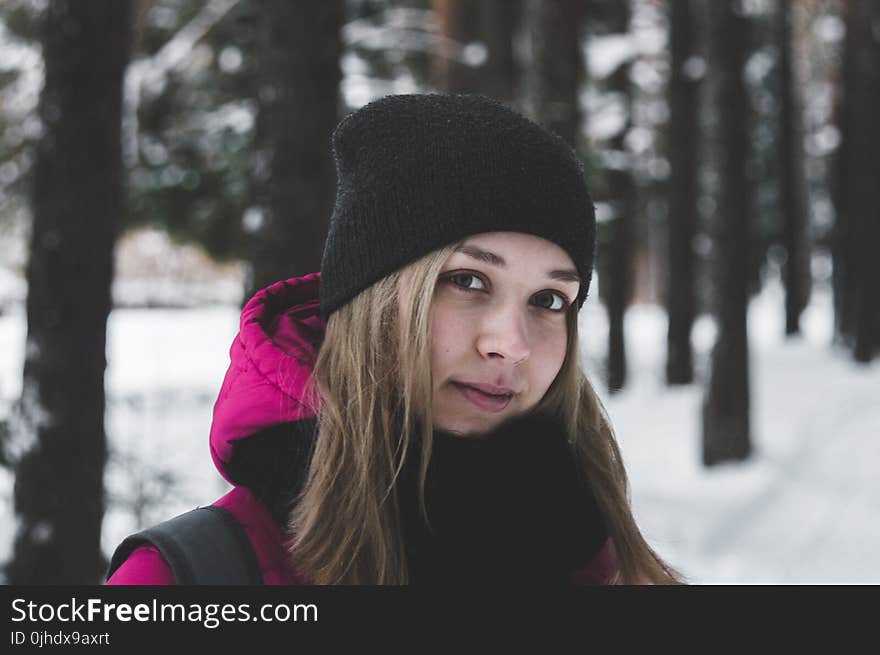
[319,93,597,318]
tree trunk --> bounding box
[479,0,520,105]
[432,0,483,93]
[831,0,859,347]
[431,0,519,103]
[244,0,344,301]
[8,0,132,583]
[702,0,752,466]
[666,0,700,385]
[851,0,880,363]
[777,0,811,337]
[603,0,634,394]
[522,0,585,147]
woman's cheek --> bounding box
[535,322,568,378]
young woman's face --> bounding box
[430,232,580,436]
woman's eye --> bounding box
[442,274,567,311]
[447,273,485,291]
[534,291,567,312]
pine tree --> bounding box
[243,0,344,301]
[8,0,132,583]
[777,0,811,337]
[666,0,700,385]
[702,0,752,466]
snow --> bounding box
[578,276,879,583]
[0,270,878,584]
[586,26,666,81]
[0,20,43,125]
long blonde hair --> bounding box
[290,241,685,584]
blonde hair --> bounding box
[289,241,685,584]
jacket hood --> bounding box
[210,273,325,484]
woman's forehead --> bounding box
[451,232,578,274]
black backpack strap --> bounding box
[106,505,263,585]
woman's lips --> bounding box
[450,382,513,413]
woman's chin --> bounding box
[432,415,503,438]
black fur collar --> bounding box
[399,411,608,584]
[229,412,608,584]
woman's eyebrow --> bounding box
[454,244,581,284]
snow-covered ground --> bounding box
[579,279,880,584]
[0,272,877,584]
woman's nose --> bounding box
[475,303,531,364]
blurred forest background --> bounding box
[0,0,877,584]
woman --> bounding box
[107,93,683,585]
